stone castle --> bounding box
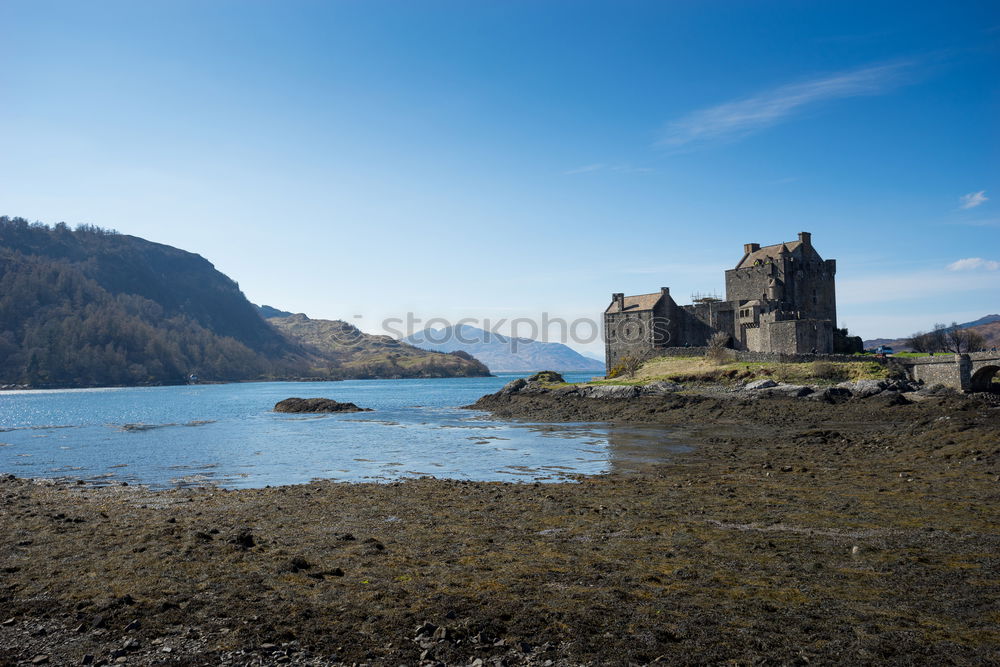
[604,232,837,368]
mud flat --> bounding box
[1,391,998,665]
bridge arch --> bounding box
[970,365,1000,392]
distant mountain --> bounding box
[581,350,606,362]
[863,315,1000,351]
[405,325,605,373]
[265,313,491,379]
[961,314,1000,328]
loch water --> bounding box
[0,373,690,488]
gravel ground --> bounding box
[1,390,998,666]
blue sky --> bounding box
[1,0,997,353]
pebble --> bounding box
[31,656,49,665]
[415,622,437,637]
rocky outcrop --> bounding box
[640,380,684,395]
[274,398,372,413]
[526,370,565,384]
[837,379,884,398]
[745,378,778,390]
[485,373,925,410]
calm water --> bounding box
[0,374,690,488]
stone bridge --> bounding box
[893,352,1000,392]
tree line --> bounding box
[907,323,986,354]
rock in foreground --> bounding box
[274,397,372,413]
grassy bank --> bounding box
[596,355,889,386]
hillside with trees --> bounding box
[0,217,489,387]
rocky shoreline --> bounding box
[1,385,998,665]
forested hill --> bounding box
[0,216,304,387]
[0,216,491,388]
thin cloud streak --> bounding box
[948,257,1000,271]
[959,190,988,209]
[659,60,916,148]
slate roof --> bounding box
[605,292,664,314]
[736,240,802,269]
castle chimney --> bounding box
[613,293,625,310]
[660,287,670,296]
[798,232,811,247]
[744,243,760,254]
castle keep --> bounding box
[605,232,837,367]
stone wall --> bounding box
[604,309,659,370]
[651,347,884,364]
[665,299,717,348]
[889,354,1000,391]
[790,258,837,324]
[748,319,833,355]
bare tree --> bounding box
[909,324,954,353]
[944,323,985,353]
[619,355,643,378]
[706,331,732,364]
[907,331,930,352]
[929,324,949,352]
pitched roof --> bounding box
[736,240,803,269]
[605,292,664,314]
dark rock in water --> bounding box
[273,398,372,413]
[527,371,565,384]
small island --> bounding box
[273,397,373,413]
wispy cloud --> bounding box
[948,257,1000,271]
[659,61,915,148]
[564,163,654,175]
[959,190,988,209]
